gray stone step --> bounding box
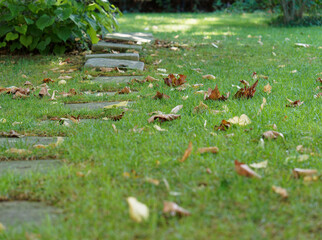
[85,53,139,61]
[84,58,144,71]
[92,75,143,84]
[0,201,60,227]
[104,32,154,43]
[0,136,59,148]
[92,41,142,52]
[65,101,134,111]
[0,160,61,176]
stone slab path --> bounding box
[91,75,143,84]
[85,53,139,61]
[65,101,133,111]
[0,160,61,176]
[0,201,59,227]
[84,58,144,71]
[92,41,142,52]
[104,32,154,43]
[0,136,59,148]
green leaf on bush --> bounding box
[5,32,19,41]
[0,42,7,48]
[20,35,33,47]
[15,25,28,35]
[28,4,40,13]
[10,41,22,51]
[29,37,40,51]
[8,4,25,17]
[36,14,55,30]
[56,26,72,42]
[37,37,51,51]
[55,7,73,21]
[24,17,34,25]
[0,25,12,37]
[53,45,66,55]
[87,27,99,44]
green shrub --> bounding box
[0,0,121,54]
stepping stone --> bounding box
[92,75,143,84]
[83,91,116,96]
[85,53,139,61]
[65,101,133,111]
[0,160,61,176]
[92,41,142,52]
[0,136,59,148]
[104,32,154,43]
[84,58,144,71]
[0,201,60,227]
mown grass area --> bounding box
[0,13,321,239]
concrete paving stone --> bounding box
[0,136,58,148]
[85,53,139,61]
[104,32,154,43]
[0,201,60,227]
[65,101,134,111]
[0,160,61,176]
[92,41,142,52]
[84,58,144,71]
[91,75,143,84]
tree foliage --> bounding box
[0,0,121,54]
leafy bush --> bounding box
[0,0,121,54]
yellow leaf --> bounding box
[228,114,251,126]
[250,160,268,169]
[263,83,272,94]
[127,197,149,222]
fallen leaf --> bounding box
[22,74,28,78]
[257,97,267,115]
[297,154,310,162]
[286,99,303,107]
[182,96,188,100]
[145,76,158,82]
[198,147,219,154]
[170,105,183,114]
[179,141,193,162]
[272,186,288,199]
[214,120,231,131]
[109,112,125,121]
[0,130,23,138]
[111,124,118,133]
[211,43,219,48]
[24,81,32,86]
[145,177,160,185]
[5,148,32,154]
[192,83,204,89]
[33,144,47,149]
[233,80,258,99]
[303,176,318,182]
[99,67,115,72]
[163,201,190,217]
[118,87,131,94]
[153,125,167,132]
[60,88,77,97]
[127,197,149,222]
[58,75,72,80]
[204,85,229,101]
[234,160,261,178]
[259,74,269,79]
[250,160,268,169]
[43,78,54,83]
[148,114,180,123]
[240,80,249,86]
[58,80,66,85]
[227,114,251,126]
[295,43,310,48]
[153,91,170,99]
[193,101,208,114]
[290,70,297,73]
[262,131,284,139]
[148,83,153,88]
[263,83,272,94]
[104,101,128,109]
[164,74,187,87]
[293,168,318,178]
[39,86,50,97]
[278,65,285,68]
[202,74,216,80]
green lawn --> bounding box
[0,13,321,239]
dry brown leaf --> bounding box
[259,74,269,79]
[43,78,54,83]
[111,124,118,133]
[0,130,23,138]
[5,148,32,155]
[202,74,216,80]
[234,80,258,99]
[99,67,115,72]
[118,87,131,94]
[257,97,267,115]
[153,91,170,99]
[263,83,272,94]
[163,201,190,217]
[204,85,229,101]
[240,80,249,86]
[170,105,183,114]
[179,141,193,162]
[214,120,231,131]
[108,112,125,121]
[262,131,284,139]
[198,147,219,154]
[293,168,318,178]
[33,144,48,149]
[272,186,288,199]
[60,88,77,97]
[145,177,160,185]
[286,99,304,107]
[164,74,187,87]
[24,81,32,86]
[58,75,72,80]
[234,160,261,178]
[193,101,208,114]
[317,77,322,84]
[148,114,180,123]
[39,86,50,97]
[145,76,158,82]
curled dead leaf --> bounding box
[43,78,54,83]
[164,74,187,87]
[262,131,284,139]
[263,83,272,94]
[286,99,303,107]
[227,114,251,126]
[153,125,167,132]
[204,85,229,101]
[148,114,180,123]
[39,86,50,97]
[118,87,131,94]
[293,168,318,178]
[250,160,268,169]
[179,141,193,162]
[234,160,261,178]
[234,80,258,99]
[214,120,231,131]
[202,74,216,80]
[163,201,190,217]
[257,97,267,115]
[193,101,208,114]
[272,186,288,199]
[153,91,170,99]
[198,147,219,154]
[170,105,183,114]
[0,130,23,138]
